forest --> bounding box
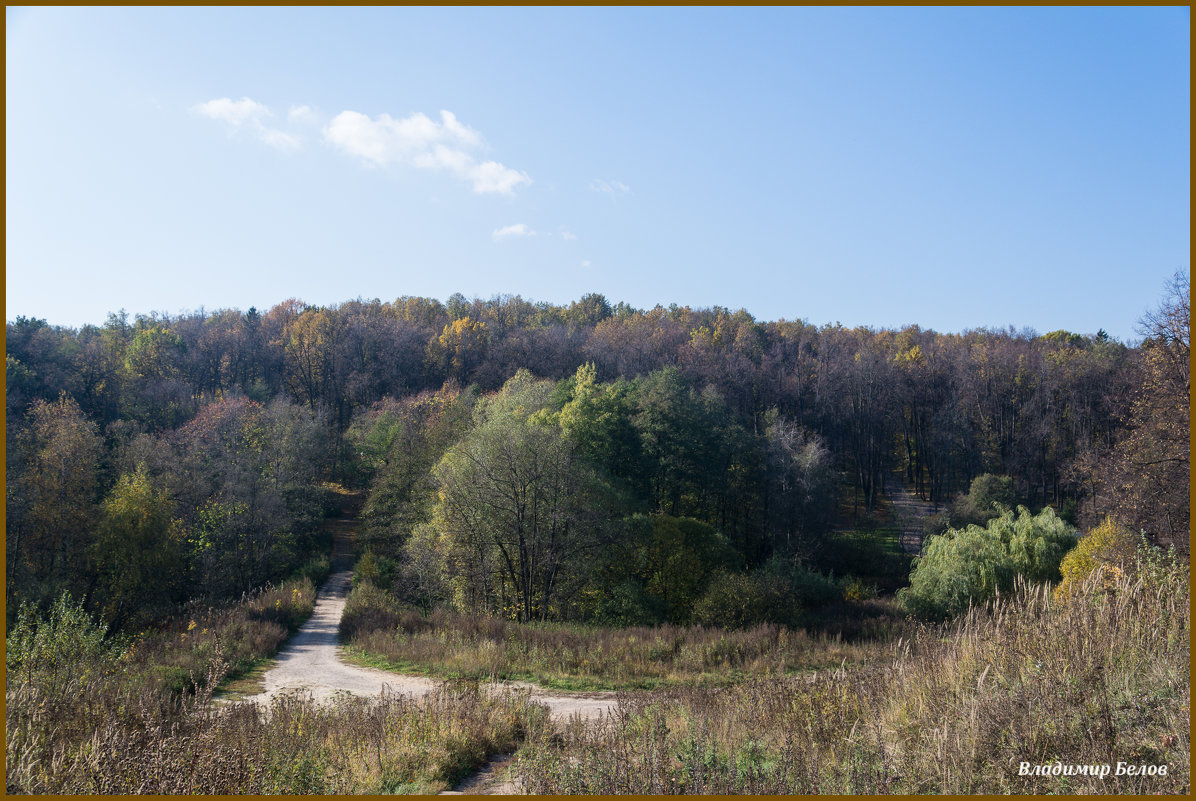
[5,273,1190,793]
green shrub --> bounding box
[293,554,332,588]
[353,548,399,590]
[692,570,799,629]
[592,579,663,627]
[949,473,1016,528]
[5,592,117,692]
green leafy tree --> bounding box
[430,371,618,621]
[898,524,1015,620]
[999,505,1077,584]
[90,464,185,627]
[625,513,739,624]
[557,363,647,493]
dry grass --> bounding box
[122,575,322,697]
[7,679,550,794]
[341,587,901,691]
[513,563,1190,794]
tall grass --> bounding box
[6,549,548,794]
[341,583,902,690]
[6,561,332,792]
[123,573,324,696]
[514,561,1190,794]
[7,681,549,794]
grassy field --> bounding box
[511,565,1190,794]
[340,583,906,691]
[8,512,1187,794]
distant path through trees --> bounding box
[884,473,940,554]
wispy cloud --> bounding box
[193,99,530,195]
[589,178,630,194]
[560,229,577,241]
[192,97,300,152]
[581,260,592,268]
[324,109,531,195]
[492,223,535,241]
[287,104,319,125]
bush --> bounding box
[6,593,117,694]
[691,570,799,629]
[340,582,406,641]
[353,549,399,590]
[949,473,1016,528]
[246,578,318,634]
[292,554,332,588]
[591,579,663,627]
[1054,516,1138,601]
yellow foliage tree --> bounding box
[1054,516,1138,602]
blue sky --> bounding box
[6,6,1189,340]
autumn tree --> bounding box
[428,317,490,384]
[6,395,103,617]
[1104,272,1190,552]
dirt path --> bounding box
[242,565,440,703]
[242,553,617,720]
[883,473,940,554]
[242,504,616,793]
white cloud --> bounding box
[581,260,592,268]
[589,178,630,194]
[493,223,535,241]
[194,97,269,126]
[560,229,577,241]
[192,96,300,152]
[324,109,529,195]
[470,160,531,195]
[257,127,301,152]
[287,104,319,125]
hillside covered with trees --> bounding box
[5,274,1189,630]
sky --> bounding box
[5,6,1190,341]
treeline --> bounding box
[8,291,1159,510]
[5,275,1189,627]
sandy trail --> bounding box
[884,473,940,554]
[242,565,618,721]
[243,567,438,703]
